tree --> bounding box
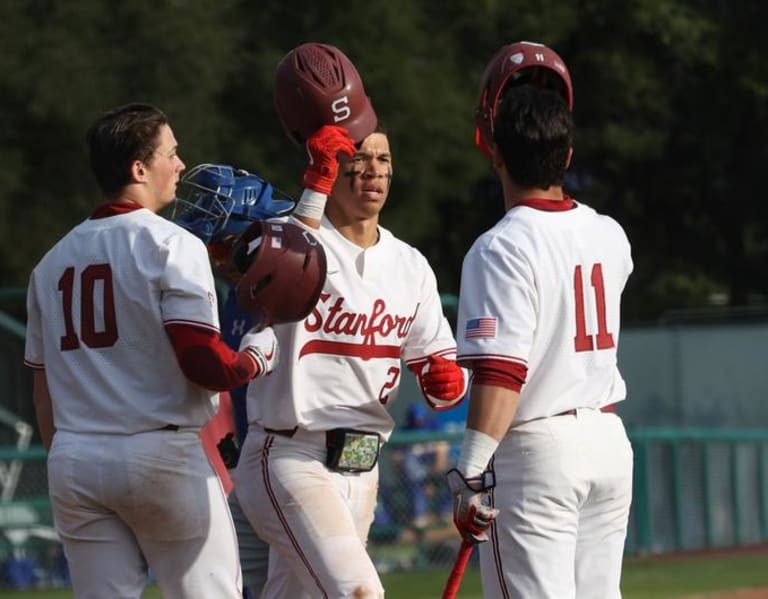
[1,0,766,324]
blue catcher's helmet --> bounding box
[173,163,296,244]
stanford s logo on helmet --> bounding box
[475,41,573,157]
[274,43,378,145]
[232,221,327,330]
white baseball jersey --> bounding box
[457,199,633,422]
[243,215,457,440]
[24,208,221,434]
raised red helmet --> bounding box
[474,41,573,157]
[274,42,378,145]
[233,221,327,329]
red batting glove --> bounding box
[303,125,356,195]
[421,355,466,403]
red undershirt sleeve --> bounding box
[467,358,527,393]
[165,323,258,391]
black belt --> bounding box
[264,427,375,453]
[556,407,616,416]
[264,426,298,438]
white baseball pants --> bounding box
[234,427,384,599]
[479,408,633,599]
[47,429,241,599]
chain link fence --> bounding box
[0,435,469,591]
[3,428,768,590]
[371,432,465,574]
[0,447,67,590]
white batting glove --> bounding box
[446,468,499,544]
[239,326,278,377]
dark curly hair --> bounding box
[493,84,573,189]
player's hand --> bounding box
[303,125,356,195]
[420,355,467,409]
[422,355,466,400]
[240,326,278,377]
[446,468,499,544]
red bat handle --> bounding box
[441,540,474,599]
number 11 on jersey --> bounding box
[573,263,615,352]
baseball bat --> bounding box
[441,540,474,599]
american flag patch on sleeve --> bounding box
[465,317,497,340]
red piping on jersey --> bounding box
[165,323,258,391]
[404,347,455,371]
[468,358,527,393]
[165,318,219,334]
[487,458,511,598]
[514,196,575,211]
[459,353,528,366]
[90,200,144,219]
[298,339,401,361]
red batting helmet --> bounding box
[475,41,573,157]
[274,43,378,145]
[233,220,327,329]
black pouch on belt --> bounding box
[325,428,381,473]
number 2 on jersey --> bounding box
[58,264,118,350]
[378,366,401,405]
[573,263,615,352]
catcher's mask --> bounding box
[475,41,573,157]
[232,220,327,329]
[274,42,377,145]
[172,163,295,244]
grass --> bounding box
[2,552,768,598]
[620,553,768,599]
[379,553,768,599]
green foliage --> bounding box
[1,0,767,321]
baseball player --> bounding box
[446,42,634,599]
[23,104,278,599]
[174,163,297,599]
[232,43,468,599]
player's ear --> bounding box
[565,147,573,170]
[131,159,148,183]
